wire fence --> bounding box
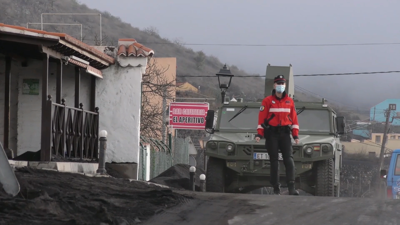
[340,159,381,198]
[173,137,190,165]
[138,136,191,181]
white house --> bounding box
[0,23,154,179]
[94,39,154,178]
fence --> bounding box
[42,96,99,161]
[340,159,378,197]
[138,136,191,181]
[173,136,190,165]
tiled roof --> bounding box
[117,38,154,57]
[0,23,115,68]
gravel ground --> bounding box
[0,159,387,224]
[0,167,189,225]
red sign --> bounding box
[169,102,209,130]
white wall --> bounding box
[0,57,92,156]
[96,59,146,163]
[0,58,27,154]
[17,60,42,154]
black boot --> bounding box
[288,182,299,195]
[273,184,281,195]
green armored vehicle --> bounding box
[204,64,346,196]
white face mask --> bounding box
[276,84,285,93]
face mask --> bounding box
[276,85,285,93]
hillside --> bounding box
[0,0,367,120]
[0,0,265,100]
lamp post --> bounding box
[199,174,206,192]
[96,130,108,175]
[189,166,196,191]
[216,64,234,104]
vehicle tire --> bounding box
[206,157,225,192]
[315,158,335,196]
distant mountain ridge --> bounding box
[0,0,366,120]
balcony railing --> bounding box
[43,96,99,161]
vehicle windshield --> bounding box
[219,107,259,130]
[218,107,331,132]
[297,109,331,132]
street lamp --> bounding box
[97,130,108,175]
[216,64,234,103]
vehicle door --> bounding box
[391,154,400,199]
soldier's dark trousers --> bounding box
[264,128,295,187]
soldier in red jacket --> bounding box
[255,75,300,195]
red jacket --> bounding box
[257,90,299,139]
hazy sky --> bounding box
[79,0,400,111]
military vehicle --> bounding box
[204,64,346,196]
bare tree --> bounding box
[143,26,160,38]
[141,59,175,139]
[93,32,111,46]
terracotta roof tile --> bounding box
[117,38,154,57]
[117,45,127,57]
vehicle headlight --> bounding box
[226,144,234,153]
[304,147,313,155]
[321,144,333,153]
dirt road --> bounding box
[145,191,400,225]
[2,165,399,225]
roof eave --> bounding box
[0,23,115,69]
[62,35,115,65]
[0,30,59,47]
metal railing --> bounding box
[27,22,83,41]
[49,98,99,160]
[40,13,102,45]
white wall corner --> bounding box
[117,57,148,69]
[96,65,143,163]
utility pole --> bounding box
[373,104,394,194]
[377,104,396,183]
[378,108,391,172]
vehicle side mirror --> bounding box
[205,110,215,130]
[336,116,346,135]
[380,169,387,178]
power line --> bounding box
[294,85,361,110]
[177,70,400,78]
[141,42,400,47]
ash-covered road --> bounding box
[1,163,397,225]
[145,191,400,225]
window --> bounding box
[333,116,337,133]
[297,109,331,132]
[395,155,400,176]
[375,135,381,144]
[218,107,260,130]
[218,107,332,133]
[391,135,396,139]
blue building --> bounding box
[352,122,371,140]
[352,129,371,139]
[370,99,400,125]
